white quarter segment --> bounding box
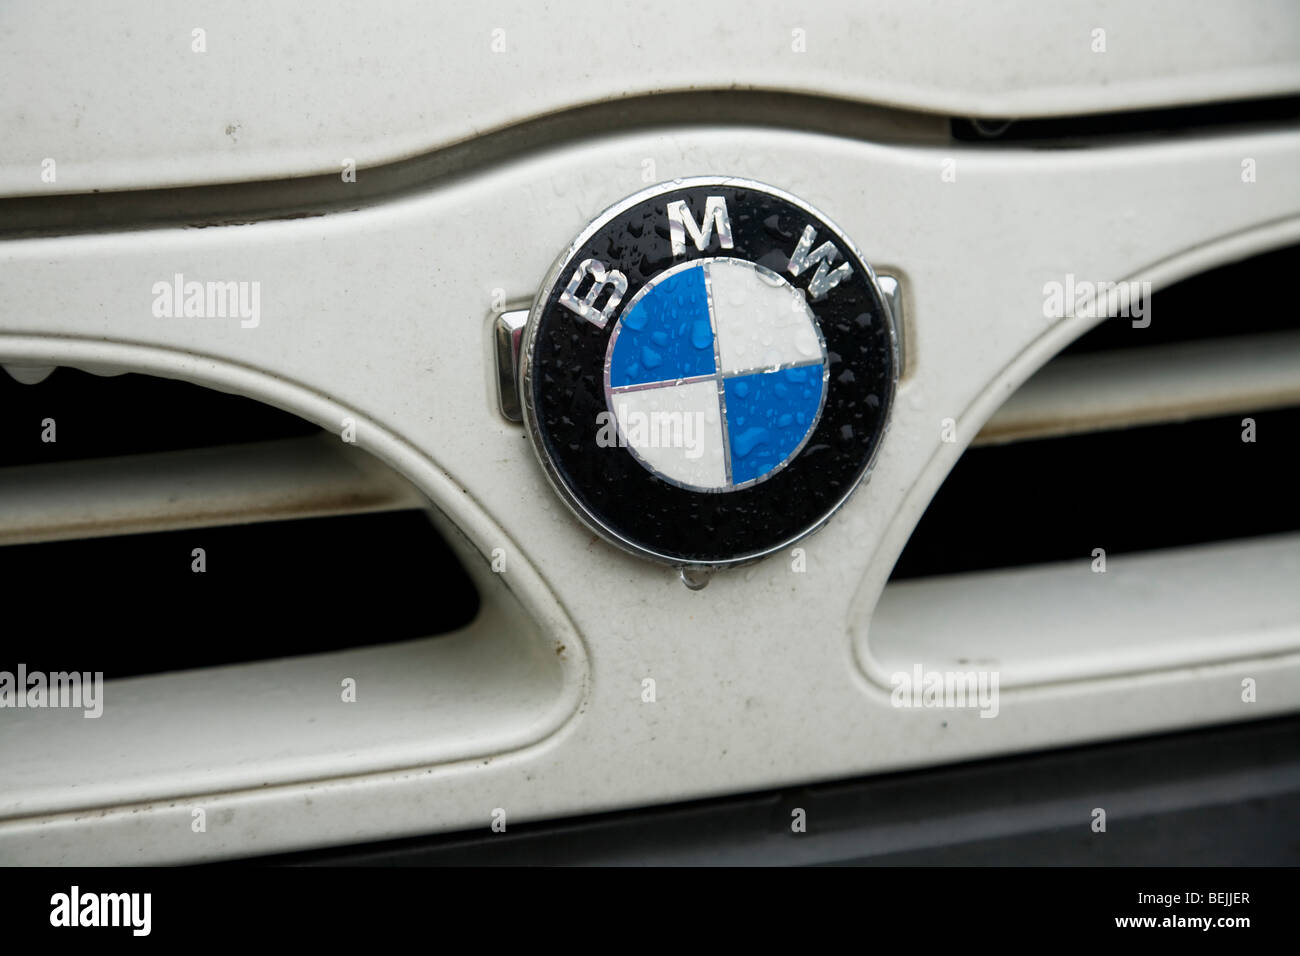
[608,378,727,490]
[707,259,824,375]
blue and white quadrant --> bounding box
[605,257,827,491]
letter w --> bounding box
[788,225,852,299]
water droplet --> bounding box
[733,427,770,458]
[691,319,713,350]
[641,346,663,369]
[795,330,819,356]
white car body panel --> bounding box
[2,0,1299,195]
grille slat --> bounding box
[976,329,1300,446]
[0,433,424,547]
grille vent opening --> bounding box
[0,365,317,466]
[866,244,1300,689]
[891,407,1299,581]
[1,366,572,823]
[894,243,1300,580]
[0,367,478,677]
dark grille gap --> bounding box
[952,93,1300,144]
[1,369,479,676]
[0,509,479,679]
[891,407,1299,580]
[1060,244,1300,355]
[0,367,318,467]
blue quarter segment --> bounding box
[608,266,717,388]
[723,364,825,485]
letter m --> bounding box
[667,196,734,257]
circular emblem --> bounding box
[520,177,897,567]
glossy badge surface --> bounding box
[521,178,898,567]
